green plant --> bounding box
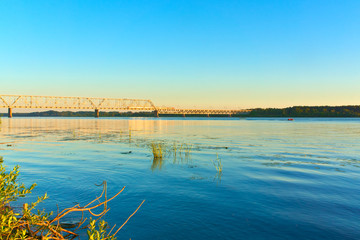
[150,142,165,160]
[150,141,194,167]
[149,142,166,170]
[171,142,193,164]
[0,158,144,239]
[212,153,222,173]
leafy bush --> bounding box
[0,157,144,239]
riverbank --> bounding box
[1,105,360,118]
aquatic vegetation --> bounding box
[171,142,193,164]
[150,142,165,160]
[150,141,194,170]
[0,158,144,239]
[183,143,193,160]
[149,142,166,170]
[172,142,177,159]
[211,154,223,183]
[212,153,223,173]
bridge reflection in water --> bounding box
[0,94,250,118]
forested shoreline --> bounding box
[248,106,360,117]
[1,106,360,117]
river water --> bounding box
[1,117,360,239]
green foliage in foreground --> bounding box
[0,157,144,239]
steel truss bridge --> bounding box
[0,95,250,118]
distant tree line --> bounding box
[3,106,360,118]
[248,106,360,117]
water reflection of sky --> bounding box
[1,117,360,240]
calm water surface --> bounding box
[1,117,360,239]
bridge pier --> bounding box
[154,110,159,118]
[229,113,232,117]
[95,109,99,118]
[8,108,12,118]
[207,114,210,117]
[183,113,186,117]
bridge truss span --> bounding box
[157,107,250,115]
[0,95,156,110]
[0,94,249,118]
[0,95,157,117]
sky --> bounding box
[0,0,359,109]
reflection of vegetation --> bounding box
[213,171,222,183]
[172,143,193,164]
[151,156,164,171]
[0,157,144,239]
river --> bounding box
[1,117,360,239]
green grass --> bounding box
[150,142,165,160]
[149,142,166,170]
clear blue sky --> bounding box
[1,0,359,108]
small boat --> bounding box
[288,118,294,121]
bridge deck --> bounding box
[0,95,249,117]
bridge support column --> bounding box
[8,108,12,118]
[207,114,210,117]
[95,109,99,118]
[229,113,232,117]
[183,113,186,117]
[154,110,159,118]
